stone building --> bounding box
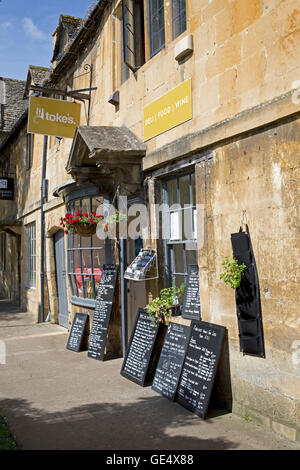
[0,0,299,442]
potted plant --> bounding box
[220,256,246,289]
[60,210,104,237]
[103,210,127,237]
[146,284,185,325]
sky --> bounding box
[0,0,94,81]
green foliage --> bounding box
[220,256,246,289]
[146,284,185,325]
[106,210,127,223]
[0,413,18,450]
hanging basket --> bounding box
[74,223,97,237]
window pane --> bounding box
[26,223,36,288]
[173,244,185,275]
[172,0,186,39]
[179,174,190,207]
[191,173,195,205]
[186,248,198,267]
[166,178,177,206]
[149,0,165,56]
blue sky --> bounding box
[0,0,94,80]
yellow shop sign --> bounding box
[143,79,192,141]
[28,96,81,138]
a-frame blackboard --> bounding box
[66,313,89,352]
[120,309,162,387]
[88,264,118,361]
[152,322,190,401]
[176,320,225,419]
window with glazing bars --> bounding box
[67,197,106,302]
[163,172,197,288]
[149,0,165,58]
[25,222,36,288]
[26,133,34,170]
[172,0,186,39]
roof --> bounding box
[45,1,111,84]
[71,125,145,159]
[51,14,83,63]
[0,78,27,136]
[66,125,146,197]
[23,65,52,98]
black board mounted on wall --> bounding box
[66,313,89,352]
[88,264,118,361]
[231,226,265,357]
[152,322,190,401]
[176,320,225,419]
[120,309,164,387]
[181,265,201,320]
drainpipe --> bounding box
[40,135,48,322]
[119,237,128,357]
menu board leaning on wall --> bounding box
[121,309,163,387]
[176,320,226,419]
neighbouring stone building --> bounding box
[0,0,299,442]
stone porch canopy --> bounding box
[65,126,147,198]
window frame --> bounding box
[149,0,165,58]
[162,171,197,288]
[121,0,145,72]
[25,222,36,289]
[172,0,187,40]
[26,133,34,171]
[66,195,111,308]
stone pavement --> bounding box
[0,299,299,451]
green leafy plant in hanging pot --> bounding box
[146,284,185,325]
[220,256,246,289]
[103,210,127,237]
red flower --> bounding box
[64,230,68,234]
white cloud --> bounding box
[23,17,46,40]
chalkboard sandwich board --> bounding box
[88,264,118,361]
[66,313,89,352]
[121,309,165,387]
[176,320,225,419]
[182,265,201,320]
[152,322,190,401]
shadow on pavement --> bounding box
[0,396,239,450]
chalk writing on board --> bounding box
[182,265,201,320]
[152,322,190,400]
[177,321,225,418]
[121,309,161,386]
[67,313,88,352]
[88,264,118,361]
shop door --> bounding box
[54,230,69,328]
[127,237,147,340]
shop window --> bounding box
[163,172,197,288]
[149,0,165,58]
[25,222,36,289]
[26,133,34,170]
[172,0,186,39]
[0,232,6,272]
[67,196,107,305]
[122,0,145,72]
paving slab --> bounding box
[0,302,299,450]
